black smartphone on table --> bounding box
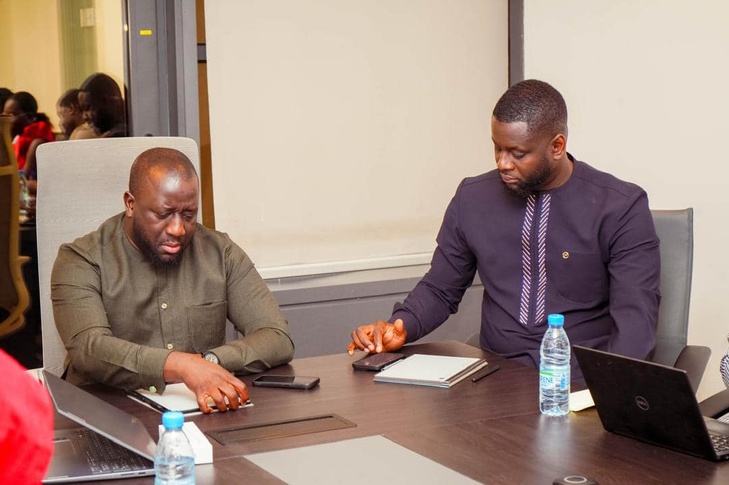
[252,375,320,389]
[352,352,406,371]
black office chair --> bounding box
[466,208,711,394]
[651,209,710,393]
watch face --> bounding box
[204,352,219,364]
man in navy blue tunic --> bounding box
[347,80,660,378]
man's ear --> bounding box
[123,191,134,217]
[550,134,567,160]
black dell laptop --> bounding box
[573,345,729,461]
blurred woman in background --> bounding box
[56,89,97,140]
[2,91,55,193]
[0,88,13,112]
[78,73,127,138]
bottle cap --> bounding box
[547,314,564,326]
[162,411,184,430]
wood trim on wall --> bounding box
[195,0,214,228]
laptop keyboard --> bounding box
[710,432,729,453]
[73,428,150,474]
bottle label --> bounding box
[539,369,569,391]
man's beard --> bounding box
[502,156,552,200]
[131,219,185,270]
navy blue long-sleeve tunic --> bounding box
[392,157,660,378]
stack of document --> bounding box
[373,354,488,388]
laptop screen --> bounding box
[573,345,722,461]
[43,371,157,460]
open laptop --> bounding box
[573,345,729,462]
[42,370,157,483]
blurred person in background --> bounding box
[721,334,729,389]
[78,73,127,138]
[0,88,12,112]
[2,91,56,194]
[56,89,97,140]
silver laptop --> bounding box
[43,370,157,483]
[573,345,729,462]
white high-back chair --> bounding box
[36,137,200,376]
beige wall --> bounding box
[524,0,729,399]
[205,0,509,277]
[0,1,14,91]
[0,0,124,128]
[94,0,125,86]
[0,0,62,125]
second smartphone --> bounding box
[252,375,320,389]
[352,352,406,371]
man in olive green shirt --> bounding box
[51,147,294,413]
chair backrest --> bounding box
[0,115,30,338]
[651,208,694,367]
[36,137,200,376]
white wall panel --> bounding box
[524,0,729,399]
[205,0,508,277]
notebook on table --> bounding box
[129,382,253,415]
[573,345,729,462]
[373,354,488,388]
[42,370,157,483]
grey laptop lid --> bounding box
[573,345,729,462]
[43,370,157,482]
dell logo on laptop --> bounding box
[635,395,650,411]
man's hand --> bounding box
[163,352,249,414]
[347,319,407,355]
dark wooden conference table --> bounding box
[68,341,729,484]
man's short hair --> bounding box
[492,79,568,139]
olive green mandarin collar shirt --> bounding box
[51,213,294,393]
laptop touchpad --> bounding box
[52,437,77,459]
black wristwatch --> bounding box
[202,351,220,365]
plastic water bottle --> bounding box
[539,313,570,416]
[154,411,195,485]
[18,169,30,218]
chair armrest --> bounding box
[699,388,729,419]
[465,332,480,348]
[674,345,711,394]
